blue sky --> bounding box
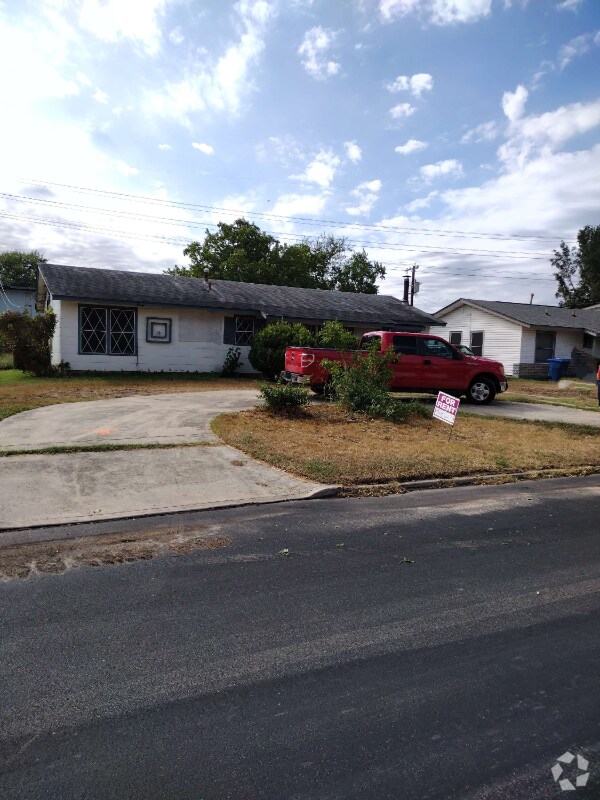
[1,0,599,311]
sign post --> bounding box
[432,391,460,438]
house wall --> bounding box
[519,328,584,363]
[51,300,256,373]
[428,306,523,375]
[0,288,36,315]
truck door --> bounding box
[418,336,465,390]
[391,335,424,387]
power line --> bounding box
[14,177,569,243]
[1,191,554,260]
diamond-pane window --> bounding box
[110,309,136,355]
[235,316,256,346]
[80,307,107,354]
[79,306,136,356]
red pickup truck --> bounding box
[283,331,508,404]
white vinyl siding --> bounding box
[520,328,583,363]
[50,300,256,373]
[429,306,522,374]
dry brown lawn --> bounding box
[501,378,599,411]
[0,370,260,421]
[212,404,600,484]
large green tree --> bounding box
[0,250,46,289]
[552,225,600,307]
[166,218,386,293]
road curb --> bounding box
[338,466,600,496]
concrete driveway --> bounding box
[0,389,261,451]
[0,390,333,530]
[463,399,600,427]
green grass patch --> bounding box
[0,441,223,457]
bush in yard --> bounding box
[249,321,315,380]
[259,381,311,415]
[322,345,428,422]
[222,346,242,376]
[316,320,359,351]
[0,310,57,376]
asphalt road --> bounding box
[1,476,599,800]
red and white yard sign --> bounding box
[432,391,460,426]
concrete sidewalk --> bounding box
[0,445,331,529]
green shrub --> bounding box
[323,345,396,413]
[0,310,57,376]
[316,320,359,351]
[259,381,311,415]
[222,346,242,376]
[322,346,430,423]
[249,321,315,380]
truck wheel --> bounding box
[466,377,496,405]
[310,386,325,395]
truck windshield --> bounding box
[360,335,381,350]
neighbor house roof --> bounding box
[433,298,600,335]
[39,263,442,329]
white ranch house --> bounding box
[429,298,600,379]
[38,263,441,373]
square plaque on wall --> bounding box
[146,317,172,343]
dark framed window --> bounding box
[393,335,419,355]
[534,331,555,363]
[420,337,454,359]
[235,316,258,346]
[146,317,172,343]
[470,331,484,357]
[360,334,382,350]
[79,305,137,355]
[449,331,462,346]
[583,333,594,349]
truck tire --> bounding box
[466,377,496,405]
[310,385,325,395]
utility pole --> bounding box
[410,263,419,306]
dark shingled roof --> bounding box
[39,263,442,329]
[435,298,600,334]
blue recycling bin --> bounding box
[547,357,571,381]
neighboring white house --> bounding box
[0,285,37,315]
[38,263,442,373]
[429,298,600,378]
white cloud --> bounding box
[77,0,176,56]
[405,190,439,211]
[158,143,172,150]
[192,142,215,155]
[298,26,340,79]
[115,161,139,176]
[557,0,584,10]
[379,0,491,24]
[379,0,420,21]
[395,138,428,154]
[498,99,600,169]
[390,103,416,119]
[169,27,184,45]
[502,84,528,122]
[429,0,491,24]
[344,141,362,163]
[345,179,382,216]
[420,159,464,180]
[558,31,600,69]
[291,148,340,187]
[460,120,498,143]
[271,193,328,216]
[92,88,109,104]
[387,73,433,98]
[147,1,274,123]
